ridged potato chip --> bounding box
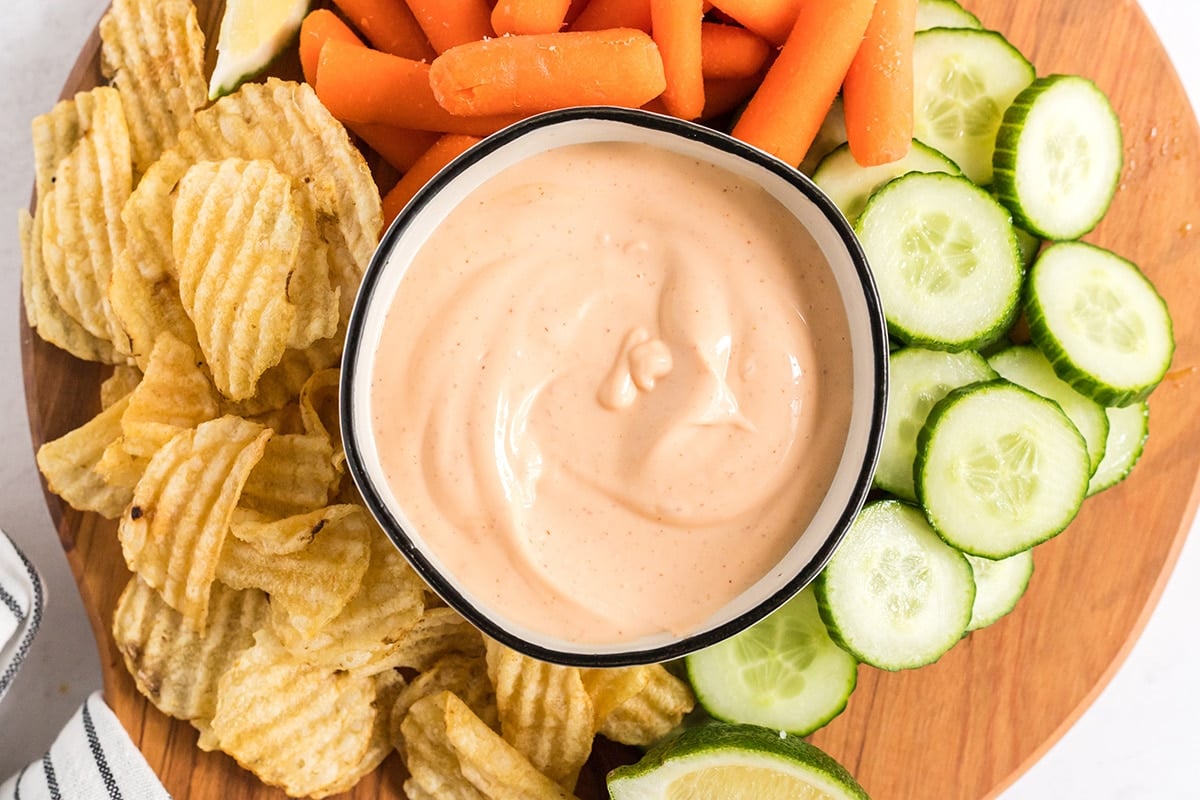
[208,629,377,799]
[403,691,577,800]
[247,402,306,436]
[121,79,379,319]
[112,576,268,721]
[299,368,345,471]
[316,669,408,798]
[108,252,200,370]
[121,333,220,458]
[100,365,142,410]
[119,415,270,630]
[99,0,208,175]
[173,159,300,401]
[227,334,344,417]
[594,664,694,747]
[231,504,358,556]
[38,86,132,352]
[36,394,133,519]
[271,528,425,674]
[385,606,487,674]
[580,666,653,725]
[238,432,339,518]
[485,640,594,790]
[95,437,149,490]
[392,654,499,746]
[217,506,371,640]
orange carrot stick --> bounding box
[299,10,364,85]
[843,0,917,166]
[492,0,572,35]
[316,40,523,135]
[331,0,436,61]
[570,0,652,33]
[403,0,495,53]
[700,22,772,79]
[700,75,760,120]
[429,29,667,116]
[650,0,705,120]
[705,0,800,46]
[382,134,483,225]
[351,124,441,172]
[731,0,876,166]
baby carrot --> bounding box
[706,0,800,46]
[382,134,483,225]
[331,0,436,61]
[571,0,652,33]
[732,0,876,166]
[492,0,572,36]
[351,124,441,172]
[651,0,705,120]
[429,30,667,117]
[843,0,918,166]
[299,9,363,85]
[315,40,522,135]
[404,0,495,53]
[700,22,772,80]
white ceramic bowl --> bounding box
[341,107,888,666]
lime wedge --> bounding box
[209,0,311,100]
[608,723,870,800]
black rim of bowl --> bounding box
[340,105,888,667]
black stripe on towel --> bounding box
[0,544,44,698]
[13,764,27,800]
[0,582,23,621]
[83,700,124,800]
[41,753,60,800]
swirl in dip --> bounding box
[370,140,853,644]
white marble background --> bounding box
[0,1,1196,797]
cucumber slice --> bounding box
[1027,242,1175,406]
[916,380,1090,558]
[913,29,1035,184]
[1088,402,1150,495]
[965,549,1034,631]
[855,172,1022,351]
[915,0,983,32]
[814,500,974,671]
[813,140,960,223]
[876,347,997,501]
[685,587,858,736]
[1013,223,1042,268]
[993,75,1123,241]
[988,345,1109,475]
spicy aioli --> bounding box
[371,141,852,643]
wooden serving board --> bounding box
[21,1,1200,798]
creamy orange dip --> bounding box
[371,141,852,643]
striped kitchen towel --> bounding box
[0,530,171,799]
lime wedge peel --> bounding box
[209,0,311,100]
[608,723,870,800]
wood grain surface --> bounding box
[21,1,1200,799]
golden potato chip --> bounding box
[247,402,305,436]
[227,334,344,417]
[38,86,132,352]
[23,96,122,363]
[118,415,270,630]
[403,691,577,800]
[95,437,149,490]
[238,432,339,518]
[231,503,357,556]
[300,368,345,470]
[101,364,142,410]
[485,640,594,790]
[580,666,653,725]
[36,394,133,519]
[108,251,200,370]
[121,333,220,458]
[385,607,487,674]
[120,79,379,318]
[217,506,371,640]
[112,576,268,721]
[208,629,377,799]
[173,159,300,401]
[392,655,499,747]
[595,664,694,747]
[271,527,425,674]
[99,0,208,175]
[286,190,340,351]
[316,669,408,798]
